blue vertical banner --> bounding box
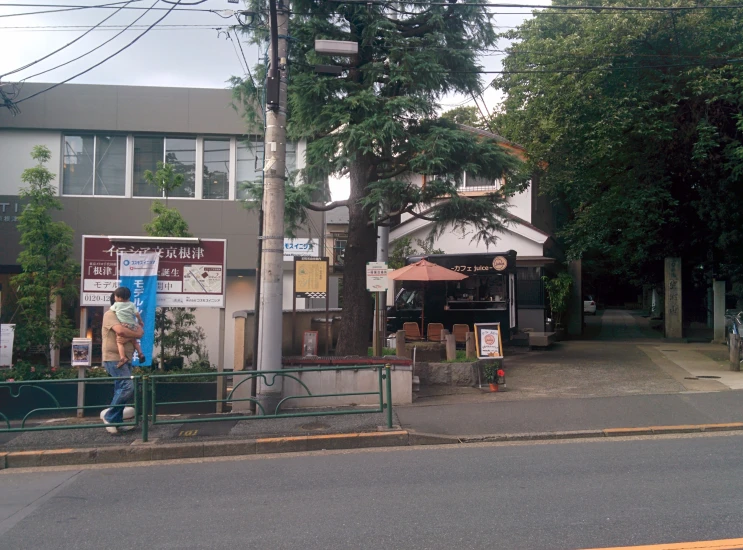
[118,252,159,367]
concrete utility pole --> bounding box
[256,0,288,413]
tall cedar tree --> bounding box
[234,0,524,355]
[12,146,78,367]
[495,0,743,287]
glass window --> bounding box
[63,135,94,195]
[203,139,230,199]
[94,135,126,196]
[133,136,163,197]
[463,173,499,189]
[236,140,261,200]
[165,137,196,198]
[286,141,297,176]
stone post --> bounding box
[445,334,456,361]
[395,329,406,358]
[465,332,476,359]
[729,333,740,372]
[664,257,683,340]
[713,280,726,344]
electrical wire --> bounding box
[0,1,223,18]
[327,1,743,12]
[1,0,138,78]
[14,0,168,83]
[14,0,184,105]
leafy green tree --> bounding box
[11,145,78,367]
[495,1,743,287]
[543,272,573,328]
[389,237,445,269]
[141,163,205,368]
[441,106,481,128]
[235,0,524,355]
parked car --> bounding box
[583,295,597,315]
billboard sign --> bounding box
[283,238,319,261]
[81,236,227,307]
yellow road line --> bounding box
[580,538,743,550]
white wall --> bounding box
[508,184,532,223]
[0,129,62,195]
[400,222,546,257]
[192,275,255,370]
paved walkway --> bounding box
[585,309,661,341]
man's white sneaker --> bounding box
[100,408,118,434]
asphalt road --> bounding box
[3,434,743,550]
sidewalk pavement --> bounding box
[5,310,743,468]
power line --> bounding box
[1,0,138,79]
[13,0,184,105]
[327,1,743,12]
[0,23,229,30]
[0,1,226,18]
[14,0,168,83]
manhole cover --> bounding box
[300,421,331,431]
[697,375,721,379]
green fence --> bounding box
[0,376,141,433]
[1,364,394,443]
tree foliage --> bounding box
[495,0,743,285]
[235,0,525,354]
[11,146,79,366]
[441,105,481,128]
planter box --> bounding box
[1,381,218,420]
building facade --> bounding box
[0,82,321,367]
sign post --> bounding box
[293,256,329,354]
[367,262,388,357]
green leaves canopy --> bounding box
[495,0,743,283]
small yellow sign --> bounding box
[295,259,327,296]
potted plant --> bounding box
[483,361,498,392]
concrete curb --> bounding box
[3,423,743,469]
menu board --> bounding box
[474,322,503,359]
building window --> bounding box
[462,172,501,191]
[203,139,230,200]
[165,137,196,198]
[333,236,347,268]
[63,135,95,195]
[133,136,164,197]
[517,267,544,307]
[236,140,261,200]
[63,135,126,196]
[94,135,126,196]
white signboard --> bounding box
[71,338,92,367]
[366,262,389,292]
[284,238,319,261]
[474,322,503,359]
[1,324,15,366]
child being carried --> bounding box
[110,287,146,368]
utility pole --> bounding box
[256,0,288,413]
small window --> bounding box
[236,140,261,200]
[203,139,230,200]
[94,135,126,196]
[165,137,195,198]
[133,136,164,197]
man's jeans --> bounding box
[103,361,133,424]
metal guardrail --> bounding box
[1,364,395,443]
[0,376,140,433]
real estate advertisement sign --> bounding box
[366,262,388,292]
[0,324,15,367]
[81,236,226,307]
[474,322,503,359]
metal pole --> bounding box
[77,306,88,418]
[142,376,148,443]
[256,0,288,414]
[251,207,263,412]
[216,308,226,413]
[325,260,330,355]
[385,363,393,429]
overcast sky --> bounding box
[0,0,549,199]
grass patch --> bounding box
[367,347,398,357]
[442,350,470,363]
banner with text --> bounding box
[119,253,158,367]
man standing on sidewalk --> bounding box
[100,289,144,434]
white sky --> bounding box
[0,0,549,200]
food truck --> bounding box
[387,250,518,341]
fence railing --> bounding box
[0,376,140,433]
[1,364,394,443]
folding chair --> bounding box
[452,324,470,347]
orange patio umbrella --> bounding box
[388,259,468,333]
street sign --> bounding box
[0,324,14,367]
[366,262,388,292]
[80,236,227,307]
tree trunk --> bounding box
[335,156,378,356]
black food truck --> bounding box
[387,250,518,341]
